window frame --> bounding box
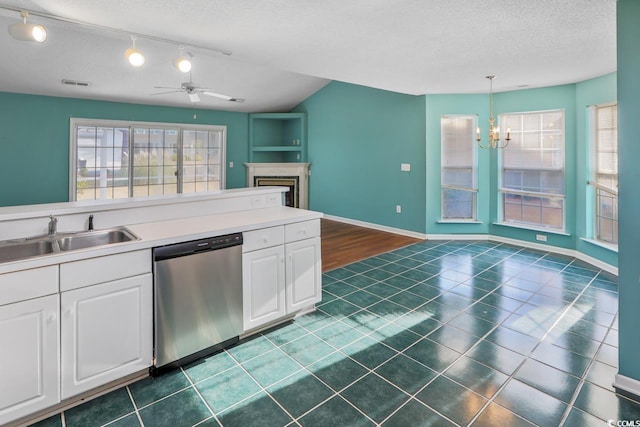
[440,114,479,221]
[69,118,226,201]
[588,102,618,246]
[498,109,566,232]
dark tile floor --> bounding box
[30,240,639,426]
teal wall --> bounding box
[297,75,617,267]
[293,81,427,233]
[0,68,619,270]
[617,0,640,385]
[0,92,249,207]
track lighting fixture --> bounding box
[125,35,145,67]
[174,46,192,73]
[9,10,47,43]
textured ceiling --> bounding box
[0,0,617,112]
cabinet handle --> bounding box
[262,237,268,244]
[64,308,74,317]
[47,313,57,323]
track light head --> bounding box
[174,47,192,73]
[9,11,47,43]
[175,56,192,73]
[125,35,145,67]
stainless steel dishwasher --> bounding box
[152,232,243,373]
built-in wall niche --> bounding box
[245,163,309,209]
[249,113,306,163]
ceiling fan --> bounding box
[152,73,244,104]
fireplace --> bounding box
[254,176,299,208]
[245,163,310,209]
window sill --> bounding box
[580,237,618,253]
[437,220,483,224]
[493,221,571,236]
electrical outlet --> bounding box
[396,205,402,214]
[401,163,411,172]
[536,234,547,242]
[229,161,234,168]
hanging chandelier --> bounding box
[476,75,510,149]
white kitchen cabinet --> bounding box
[242,219,321,332]
[0,295,60,426]
[61,273,152,399]
[242,245,286,331]
[285,236,322,313]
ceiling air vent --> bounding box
[61,79,92,87]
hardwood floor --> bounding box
[321,219,422,272]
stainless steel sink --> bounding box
[0,239,58,263]
[0,227,139,263]
[57,228,138,251]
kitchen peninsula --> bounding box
[0,187,322,426]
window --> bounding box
[70,119,225,201]
[441,115,478,220]
[589,103,618,245]
[499,110,565,230]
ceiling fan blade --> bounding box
[151,90,183,96]
[202,91,245,103]
[188,92,200,103]
[153,86,183,90]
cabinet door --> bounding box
[0,295,59,426]
[285,237,322,313]
[61,274,152,399]
[242,246,285,331]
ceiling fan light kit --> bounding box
[9,10,47,43]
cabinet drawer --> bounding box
[243,226,284,252]
[0,265,59,306]
[60,249,151,292]
[285,219,320,243]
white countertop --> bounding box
[0,206,322,275]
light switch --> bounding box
[401,163,411,172]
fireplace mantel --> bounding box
[244,163,310,209]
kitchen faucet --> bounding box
[48,215,57,236]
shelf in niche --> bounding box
[249,113,306,163]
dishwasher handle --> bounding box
[153,233,243,261]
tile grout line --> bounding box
[465,259,604,426]
[333,240,591,426]
[125,386,145,427]
[180,365,222,427]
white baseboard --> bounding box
[323,214,427,239]
[614,374,640,399]
[488,234,618,275]
[325,216,617,275]
[426,233,490,241]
